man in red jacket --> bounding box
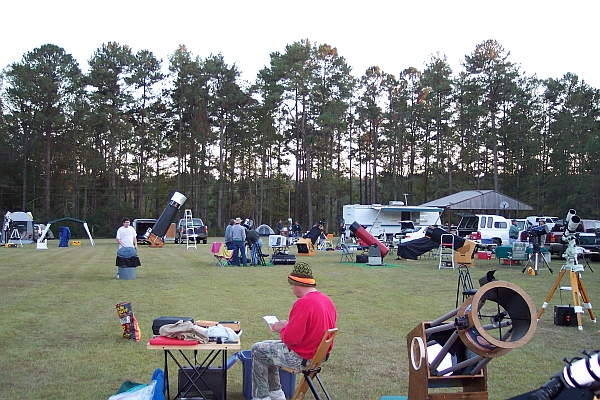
[251,262,337,400]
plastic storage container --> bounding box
[118,266,136,280]
[238,350,296,399]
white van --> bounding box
[457,214,511,247]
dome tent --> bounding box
[2,211,34,244]
[256,224,275,237]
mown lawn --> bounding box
[1,238,599,399]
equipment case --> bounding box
[271,253,296,265]
[554,305,577,327]
[152,316,194,335]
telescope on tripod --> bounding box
[537,209,596,330]
[522,223,553,274]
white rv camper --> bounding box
[343,202,443,242]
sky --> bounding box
[2,0,599,88]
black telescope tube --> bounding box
[424,226,467,250]
[144,191,187,239]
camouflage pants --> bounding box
[251,340,303,399]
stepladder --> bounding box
[183,209,197,249]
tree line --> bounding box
[1,39,599,238]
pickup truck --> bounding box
[522,219,600,260]
[175,218,208,244]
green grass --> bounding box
[1,238,599,399]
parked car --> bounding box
[521,218,600,260]
[132,218,157,244]
[400,226,427,243]
[457,214,511,248]
[33,224,55,240]
[543,219,600,259]
[175,218,208,244]
[390,221,415,246]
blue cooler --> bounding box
[238,350,296,399]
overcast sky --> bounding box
[2,0,599,88]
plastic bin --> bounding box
[118,266,136,280]
[238,350,296,400]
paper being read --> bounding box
[263,315,279,330]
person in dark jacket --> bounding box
[246,228,262,265]
[304,222,323,245]
[292,221,302,238]
[275,220,284,235]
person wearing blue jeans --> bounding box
[224,219,235,250]
[231,218,247,266]
[246,229,262,265]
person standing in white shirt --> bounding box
[116,218,137,278]
[116,217,137,249]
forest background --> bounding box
[1,38,599,238]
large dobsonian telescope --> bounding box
[349,221,389,257]
[144,191,187,248]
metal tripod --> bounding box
[537,266,596,330]
[537,236,596,330]
[9,227,23,247]
[522,249,553,274]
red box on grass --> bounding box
[477,251,492,260]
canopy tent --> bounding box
[2,211,34,244]
[38,217,95,248]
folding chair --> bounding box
[507,242,527,268]
[212,242,232,267]
[252,242,267,266]
[324,234,334,249]
[281,328,338,400]
[340,243,355,263]
[316,235,327,251]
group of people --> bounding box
[508,218,549,248]
[224,217,263,266]
[275,219,304,238]
[115,218,337,400]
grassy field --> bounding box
[1,238,599,400]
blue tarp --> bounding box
[59,226,71,247]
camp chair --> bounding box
[316,235,327,251]
[212,242,232,267]
[252,242,267,266]
[507,242,527,268]
[340,243,355,263]
[324,234,334,249]
[281,328,338,400]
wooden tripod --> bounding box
[537,266,596,330]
